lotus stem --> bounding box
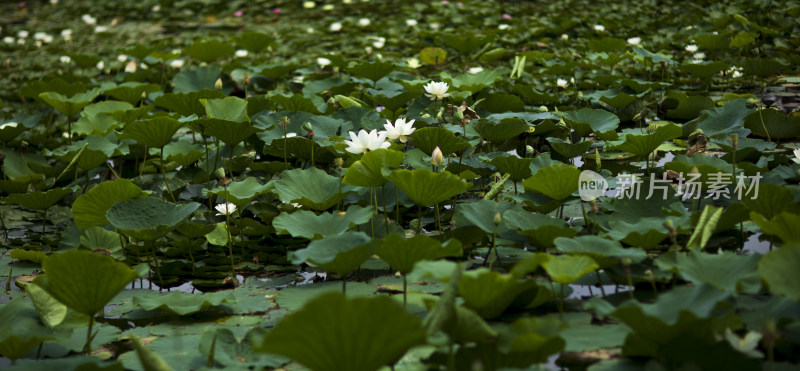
[83,315,94,355]
[139,146,148,178]
[402,274,408,308]
[224,183,237,283]
[159,149,176,202]
[595,270,606,297]
[382,186,389,235]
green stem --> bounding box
[382,186,389,235]
[595,271,606,297]
[224,184,236,283]
[83,315,94,355]
[160,149,176,202]
[402,274,408,308]
[416,205,422,235]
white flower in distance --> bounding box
[593,24,605,32]
[685,44,698,52]
[724,328,763,358]
[2,37,13,45]
[0,122,19,130]
[17,30,29,38]
[384,118,416,143]
[235,49,249,58]
[215,202,237,216]
[124,60,137,73]
[81,14,97,25]
[358,18,371,26]
[344,129,390,154]
[627,37,641,45]
[330,22,342,32]
[406,19,417,26]
[59,55,71,64]
[317,57,331,67]
[407,58,421,69]
[424,81,450,100]
[556,78,568,88]
[498,24,509,30]
[792,148,800,164]
[169,59,184,68]
[468,66,483,74]
[303,1,315,8]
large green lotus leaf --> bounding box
[201,97,249,123]
[80,226,123,256]
[608,123,682,157]
[0,300,56,360]
[560,322,629,352]
[252,63,302,79]
[73,179,149,230]
[154,90,227,116]
[263,136,337,163]
[607,218,668,249]
[751,212,800,244]
[679,61,728,79]
[487,155,532,182]
[459,268,539,319]
[9,249,47,263]
[49,135,123,170]
[742,183,800,219]
[473,118,529,144]
[82,100,134,117]
[24,283,68,328]
[554,236,646,268]
[195,118,260,147]
[441,32,496,54]
[521,163,580,201]
[233,31,274,53]
[655,251,761,294]
[204,177,271,207]
[408,127,470,156]
[419,47,447,65]
[343,149,405,188]
[587,37,626,52]
[33,250,139,316]
[740,58,785,78]
[548,138,594,159]
[133,291,235,315]
[109,105,155,126]
[368,90,421,112]
[117,116,184,149]
[291,232,377,276]
[377,233,462,274]
[1,187,72,210]
[162,140,205,167]
[273,205,374,239]
[666,96,715,120]
[106,197,199,231]
[0,333,53,361]
[476,94,525,113]
[272,168,352,211]
[4,358,124,371]
[39,89,101,116]
[345,60,396,83]
[276,281,376,311]
[744,108,800,140]
[173,66,224,93]
[684,98,753,138]
[73,112,122,136]
[267,93,324,115]
[563,108,620,137]
[257,293,426,371]
[759,243,800,300]
[199,328,288,369]
[183,39,234,63]
[542,255,599,284]
[386,169,472,207]
[454,199,525,234]
[130,335,176,371]
[504,211,577,247]
[104,82,161,105]
[445,70,501,93]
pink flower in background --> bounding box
[503,14,511,19]
[234,10,243,17]
[19,2,26,7]
[273,8,281,14]
[457,2,463,5]
[441,0,449,4]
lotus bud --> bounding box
[731,133,739,149]
[141,90,147,99]
[124,60,137,73]
[646,123,658,134]
[577,91,583,100]
[302,122,313,132]
[525,145,534,157]
[454,109,464,121]
[664,218,676,239]
[493,212,502,226]
[333,157,343,169]
[431,146,444,167]
[538,105,548,112]
[242,73,250,85]
[214,78,223,90]
[214,167,226,179]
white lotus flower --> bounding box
[322,4,334,10]
[498,24,509,30]
[358,18,371,26]
[344,129,390,154]
[407,58,421,69]
[685,44,698,52]
[2,37,14,45]
[169,59,184,68]
[556,78,568,88]
[0,122,19,130]
[561,34,569,41]
[284,132,297,138]
[406,19,417,27]
[627,37,641,45]
[33,32,48,41]
[330,22,342,32]
[59,55,71,64]
[468,67,484,74]
[61,29,72,41]
[215,202,237,216]
[235,49,249,58]
[81,14,97,25]
[431,146,444,166]
[371,36,385,49]
[303,1,315,8]
[17,30,29,38]
[792,148,800,164]
[724,328,763,358]
[424,81,450,100]
[124,60,137,73]
[96,61,104,70]
[317,57,331,67]
[593,24,605,32]
[384,118,416,143]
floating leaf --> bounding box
[273,206,374,239]
[563,108,620,137]
[419,47,447,65]
[473,118,529,144]
[183,39,235,63]
[458,268,539,319]
[346,61,396,83]
[133,291,235,315]
[743,108,800,140]
[1,187,72,210]
[204,177,271,207]
[201,97,250,123]
[106,197,200,231]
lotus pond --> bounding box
[1,0,800,370]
